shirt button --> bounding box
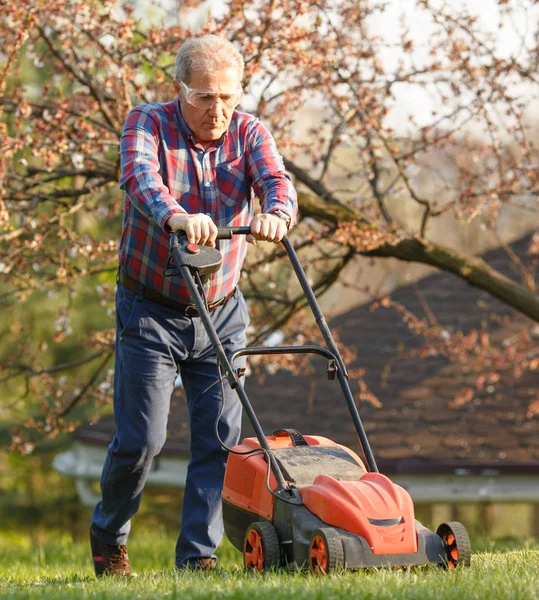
[205,182,210,187]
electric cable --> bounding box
[196,266,299,505]
[192,268,258,459]
[195,271,209,311]
[215,363,299,506]
[214,362,268,457]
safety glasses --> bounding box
[179,80,243,110]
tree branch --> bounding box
[294,176,539,323]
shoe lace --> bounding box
[197,558,216,570]
[107,544,129,569]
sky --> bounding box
[368,0,538,130]
[135,0,538,133]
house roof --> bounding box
[75,234,539,473]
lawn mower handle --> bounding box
[181,225,379,474]
[171,226,250,241]
[215,226,251,239]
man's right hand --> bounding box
[166,213,218,247]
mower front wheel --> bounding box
[436,521,472,569]
[309,527,344,574]
[243,521,281,572]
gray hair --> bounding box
[175,35,244,84]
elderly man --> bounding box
[90,35,297,575]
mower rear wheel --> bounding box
[436,521,471,569]
[243,521,281,571]
[309,528,344,574]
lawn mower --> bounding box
[168,227,471,573]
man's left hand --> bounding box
[248,213,288,245]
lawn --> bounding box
[0,531,538,600]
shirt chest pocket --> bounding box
[163,150,195,200]
[216,156,249,207]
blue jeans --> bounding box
[91,281,248,567]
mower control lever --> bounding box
[167,233,222,277]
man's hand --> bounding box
[248,213,288,246]
[167,213,218,247]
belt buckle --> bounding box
[185,305,198,317]
[209,297,225,312]
[186,295,226,317]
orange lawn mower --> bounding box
[168,227,471,573]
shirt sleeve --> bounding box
[246,119,298,226]
[119,107,186,230]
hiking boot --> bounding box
[195,557,216,571]
[90,531,131,577]
[177,557,217,571]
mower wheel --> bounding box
[436,521,471,569]
[243,521,281,571]
[309,527,344,574]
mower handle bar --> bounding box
[169,225,379,475]
[231,345,337,363]
[172,226,252,242]
[215,226,251,239]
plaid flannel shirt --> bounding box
[118,99,297,304]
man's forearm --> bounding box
[122,174,185,231]
[120,116,185,231]
[246,123,298,225]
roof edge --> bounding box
[376,458,539,475]
[74,430,191,458]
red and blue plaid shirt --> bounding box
[119,99,297,304]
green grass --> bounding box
[0,531,538,600]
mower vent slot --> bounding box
[367,517,404,527]
[272,445,366,486]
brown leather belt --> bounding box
[119,271,235,317]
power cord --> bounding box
[194,270,299,506]
[215,362,299,506]
[195,271,209,311]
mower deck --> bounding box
[222,434,471,572]
[225,497,448,570]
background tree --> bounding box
[1,0,538,450]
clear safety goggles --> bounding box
[179,80,243,110]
